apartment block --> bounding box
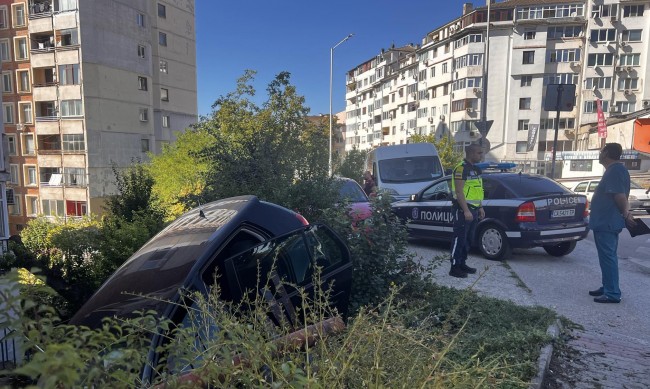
[0,0,197,235]
[344,0,650,172]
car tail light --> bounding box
[583,199,589,217]
[516,201,536,222]
[295,213,309,226]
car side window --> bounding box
[574,183,588,193]
[588,181,599,193]
[482,178,506,199]
[421,180,451,200]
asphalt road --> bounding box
[409,229,650,345]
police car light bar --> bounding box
[475,162,517,171]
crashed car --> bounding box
[392,168,590,260]
[334,177,372,222]
[70,195,352,383]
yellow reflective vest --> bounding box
[451,160,484,208]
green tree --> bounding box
[148,127,215,220]
[409,134,463,170]
[104,160,164,223]
[336,148,368,185]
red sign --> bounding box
[596,99,607,139]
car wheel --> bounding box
[478,224,511,261]
[543,241,577,257]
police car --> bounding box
[392,163,590,260]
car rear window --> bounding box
[498,175,572,197]
[338,180,368,202]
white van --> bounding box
[365,143,444,201]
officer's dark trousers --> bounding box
[451,206,478,266]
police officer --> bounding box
[449,143,485,278]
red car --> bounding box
[335,177,372,222]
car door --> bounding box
[407,178,454,240]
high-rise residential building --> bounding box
[0,0,197,236]
[343,0,650,174]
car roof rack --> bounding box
[475,162,517,172]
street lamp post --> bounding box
[329,33,354,177]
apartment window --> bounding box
[0,39,10,62]
[16,70,30,93]
[7,135,16,155]
[540,118,575,130]
[587,53,614,66]
[543,73,579,85]
[62,134,85,151]
[58,29,78,46]
[159,59,168,73]
[159,32,167,46]
[160,88,169,101]
[548,49,580,63]
[25,196,38,216]
[23,134,34,155]
[14,37,28,60]
[442,62,448,74]
[136,12,145,27]
[158,3,166,18]
[64,167,85,187]
[430,66,435,78]
[40,167,61,185]
[162,115,170,128]
[516,141,528,153]
[12,3,25,28]
[583,100,609,113]
[522,51,535,64]
[3,103,14,124]
[24,166,37,186]
[2,71,12,93]
[41,199,64,217]
[623,5,644,17]
[616,101,635,113]
[621,29,642,42]
[60,100,82,117]
[547,26,582,39]
[141,139,150,152]
[619,54,640,66]
[519,98,532,110]
[66,200,86,217]
[138,76,148,91]
[139,108,149,121]
[137,44,146,58]
[0,7,7,29]
[590,29,616,43]
[57,0,78,12]
[8,196,20,216]
[518,120,530,131]
[585,77,612,89]
[58,64,80,85]
[9,164,19,184]
[521,76,532,87]
[591,4,618,18]
[618,78,639,90]
[524,30,536,40]
[18,102,32,124]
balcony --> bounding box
[28,1,53,18]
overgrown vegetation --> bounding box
[410,133,464,169]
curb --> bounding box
[529,319,561,389]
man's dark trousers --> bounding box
[451,206,478,266]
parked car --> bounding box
[334,177,372,222]
[70,195,352,383]
[392,170,590,260]
[571,179,650,213]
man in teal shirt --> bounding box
[588,143,632,303]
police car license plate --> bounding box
[551,209,575,218]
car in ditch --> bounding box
[335,177,372,222]
[69,195,352,383]
[392,168,590,260]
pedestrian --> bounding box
[363,170,376,196]
[588,142,634,303]
[449,143,485,278]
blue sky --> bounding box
[195,1,472,117]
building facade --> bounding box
[0,0,197,235]
[344,0,650,174]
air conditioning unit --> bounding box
[620,41,627,47]
[401,74,405,80]
[425,93,430,99]
[643,100,650,107]
[466,107,474,113]
[570,61,580,67]
[439,115,446,121]
[626,66,633,72]
[469,130,478,137]
[473,88,482,94]
[615,66,624,72]
[428,117,434,123]
[624,89,632,95]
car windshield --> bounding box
[378,156,443,183]
[499,175,572,197]
[337,180,368,203]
